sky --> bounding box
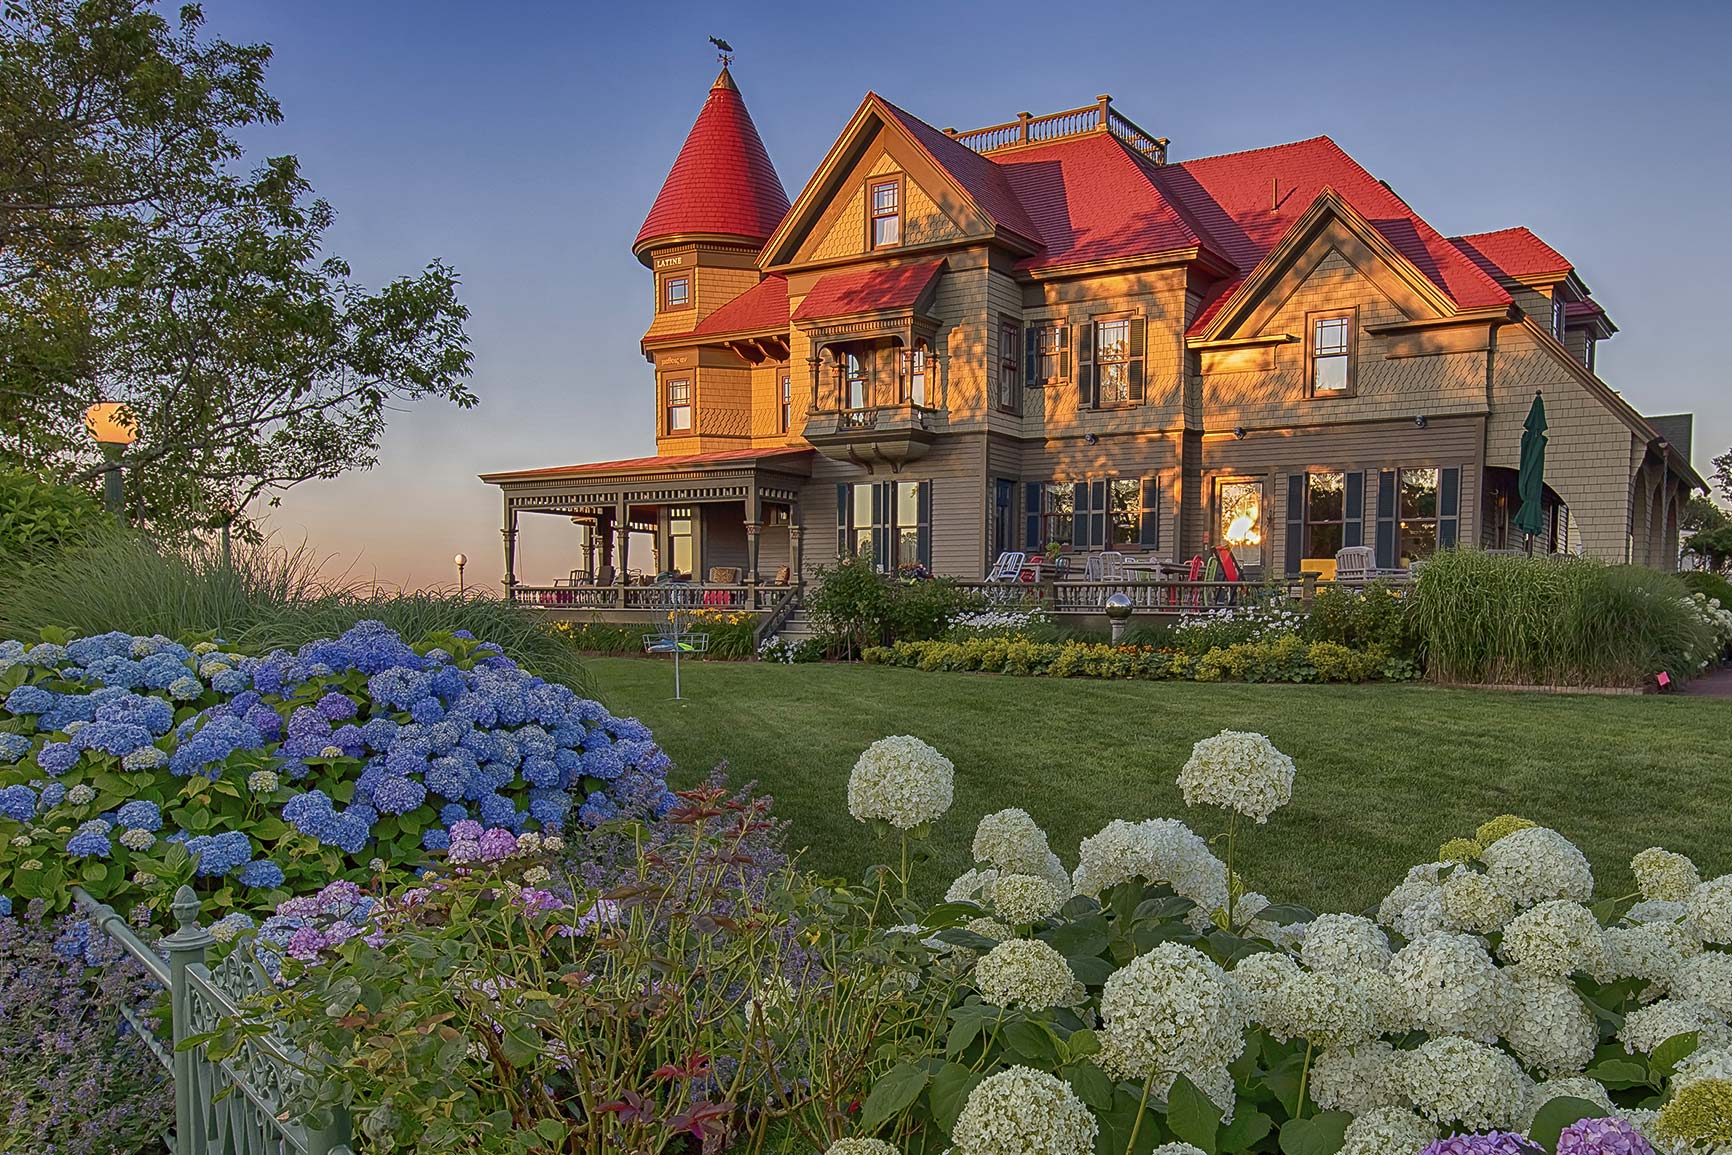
[219,0,1732,590]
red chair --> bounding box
[1213,546,1242,606]
[1172,554,1204,608]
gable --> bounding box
[793,131,975,264]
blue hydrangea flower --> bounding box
[314,692,358,722]
[438,802,468,825]
[0,784,37,822]
[73,720,155,757]
[0,733,32,763]
[37,782,65,810]
[67,826,112,857]
[0,896,11,917]
[36,742,78,776]
[184,830,252,877]
[237,859,285,889]
[578,790,619,826]
[421,828,451,851]
[372,775,425,815]
[115,800,162,832]
[211,668,250,695]
[4,684,54,715]
[409,697,444,725]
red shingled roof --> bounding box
[1450,227,1573,284]
[791,259,945,322]
[1157,137,1512,334]
[634,68,791,258]
[693,276,789,336]
[481,445,813,484]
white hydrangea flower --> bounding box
[1378,862,1448,930]
[947,866,999,905]
[1498,900,1609,978]
[1601,920,1702,988]
[952,1065,1097,1155]
[973,808,1052,874]
[1502,967,1597,1076]
[1096,942,1246,1083]
[1149,1145,1209,1155]
[1439,869,1516,934]
[1395,1034,1533,1131]
[1386,932,1508,1042]
[825,1141,898,1155]
[66,784,95,805]
[1229,950,1300,1023]
[1339,1106,1438,1155]
[1176,729,1295,823]
[1071,818,1228,916]
[1633,848,1703,903]
[967,916,1014,942]
[1520,1077,1613,1129]
[1348,967,1414,1035]
[1672,1045,1732,1091]
[1626,899,1691,926]
[118,828,155,851]
[1309,1040,1407,1115]
[1671,952,1732,1016]
[1686,876,1732,945]
[990,873,1066,924]
[1480,826,1594,907]
[1619,997,1732,1055]
[846,736,954,830]
[1301,913,1392,973]
[1265,971,1376,1047]
[974,938,1084,1011]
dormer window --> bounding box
[1310,314,1354,395]
[1552,295,1567,342]
[869,179,901,248]
[662,275,690,311]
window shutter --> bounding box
[1076,319,1095,408]
[1071,482,1089,550]
[836,483,849,559]
[1090,480,1107,549]
[1058,325,1071,380]
[1025,482,1042,551]
[1438,466,1460,550]
[917,481,933,568]
[1344,472,1365,549]
[871,482,891,572]
[1141,477,1161,549]
[1284,473,1305,576]
[1375,470,1397,570]
[1024,326,1039,384]
[1127,317,1146,403]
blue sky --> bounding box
[222,0,1732,589]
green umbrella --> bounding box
[1513,391,1549,545]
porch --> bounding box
[479,447,815,622]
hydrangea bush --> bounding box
[0,622,672,925]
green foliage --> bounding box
[1682,570,1732,609]
[0,466,111,561]
[1410,550,1719,686]
[1300,581,1412,654]
[1685,525,1732,570]
[807,557,982,657]
[1682,495,1728,533]
[0,534,589,693]
[862,636,1410,684]
[0,0,472,535]
[555,609,757,660]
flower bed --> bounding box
[0,621,672,926]
[862,635,1415,683]
[555,608,759,659]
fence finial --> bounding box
[169,884,203,935]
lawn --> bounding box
[587,657,1732,913]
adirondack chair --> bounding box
[1213,546,1242,605]
[1200,552,1224,607]
[1335,545,1376,585]
[1176,554,1205,608]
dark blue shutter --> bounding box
[836,483,849,559]
[1058,325,1071,380]
[1076,320,1095,408]
[1025,326,1039,384]
[871,483,890,571]
[1375,470,1397,570]
[1090,480,1107,548]
[1127,317,1146,403]
[917,481,932,568]
[1344,472,1365,549]
[1438,467,1460,549]
[1025,482,1042,551]
[1071,482,1089,549]
[1284,473,1305,575]
[1141,478,1161,549]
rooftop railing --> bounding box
[943,95,1168,164]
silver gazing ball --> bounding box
[1103,592,1134,621]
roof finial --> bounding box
[708,35,733,68]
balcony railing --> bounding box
[806,401,943,437]
[944,95,1168,165]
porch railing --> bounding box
[510,582,792,612]
[71,884,355,1155]
[753,586,800,647]
[953,576,1412,613]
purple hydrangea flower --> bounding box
[477,828,518,861]
[1556,1118,1653,1155]
[1422,1135,1544,1155]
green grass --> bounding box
[590,657,1732,913]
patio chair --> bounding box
[1082,553,1105,581]
[986,551,1025,582]
[1213,546,1242,606]
[1335,546,1375,584]
[1101,551,1128,581]
[1176,554,1205,609]
[772,565,792,586]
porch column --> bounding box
[744,488,762,585]
[789,522,804,589]
[583,522,597,580]
[807,355,823,411]
[614,497,630,586]
[501,506,518,597]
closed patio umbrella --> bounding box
[1514,391,1548,553]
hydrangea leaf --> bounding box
[858,1060,928,1134]
[1649,1031,1701,1081]
[927,1061,982,1133]
[1277,1111,1351,1155]
[1528,1096,1611,1154]
[1167,1072,1222,1155]
[1585,1057,1651,1089]
[1218,1108,1273,1153]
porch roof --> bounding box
[479,445,813,485]
[791,259,945,323]
[482,446,815,516]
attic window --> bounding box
[1310,315,1354,395]
[869,179,901,248]
[663,276,690,311]
[1551,295,1567,342]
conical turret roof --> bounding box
[633,67,790,262]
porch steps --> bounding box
[773,608,823,644]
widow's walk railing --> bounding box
[943,95,1168,164]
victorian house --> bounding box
[481,67,1704,602]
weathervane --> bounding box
[708,36,733,67]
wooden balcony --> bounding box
[942,94,1168,164]
[800,401,944,472]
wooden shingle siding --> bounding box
[801,436,989,578]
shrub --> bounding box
[1171,599,1305,655]
[551,619,642,655]
[863,636,1411,684]
[0,622,672,927]
[807,557,983,656]
[1303,579,1412,654]
[0,467,111,563]
[0,902,173,1155]
[1682,570,1732,612]
[1411,550,1718,686]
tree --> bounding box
[0,1,471,533]
[1683,494,1728,534]
[1715,447,1731,504]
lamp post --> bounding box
[83,403,136,523]
[454,553,468,596]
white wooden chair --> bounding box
[1334,546,1376,584]
[986,551,1025,582]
